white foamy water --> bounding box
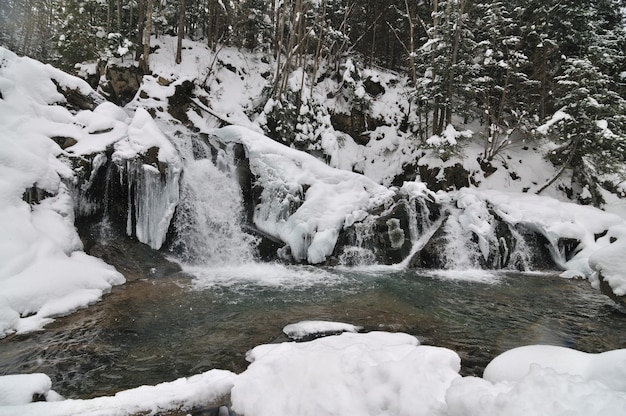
[187,263,347,289]
[168,136,258,266]
[423,269,502,284]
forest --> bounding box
[2,0,626,203]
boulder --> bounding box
[418,163,472,192]
[99,64,144,106]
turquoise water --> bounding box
[0,266,623,399]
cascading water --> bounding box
[441,209,482,270]
[167,134,257,266]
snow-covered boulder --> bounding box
[231,332,461,416]
[213,125,395,264]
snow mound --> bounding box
[448,345,626,416]
[231,331,461,416]
[483,345,626,391]
[0,374,57,406]
[1,370,236,416]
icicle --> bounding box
[121,157,181,250]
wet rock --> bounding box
[168,80,195,124]
[598,272,626,307]
[77,220,182,282]
[408,217,449,269]
[333,195,430,265]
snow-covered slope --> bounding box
[0,47,125,337]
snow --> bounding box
[1,370,236,416]
[231,332,461,416]
[0,47,125,337]
[469,188,625,276]
[588,225,626,296]
[446,345,626,416]
[0,374,55,406]
[283,320,363,339]
[213,125,394,264]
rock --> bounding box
[52,79,102,112]
[77,220,182,282]
[408,217,449,269]
[168,80,195,124]
[329,109,382,146]
[363,77,385,96]
[333,194,434,265]
[418,163,471,192]
[99,64,144,106]
[22,185,53,205]
[598,272,626,307]
[50,136,78,149]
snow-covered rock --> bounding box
[231,332,461,416]
[283,320,363,340]
[0,47,125,337]
[0,370,235,416]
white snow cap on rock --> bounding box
[282,320,362,339]
[214,125,394,264]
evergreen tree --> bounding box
[55,0,108,69]
[470,1,536,161]
[540,57,626,202]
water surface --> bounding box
[0,266,623,399]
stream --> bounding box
[0,265,624,400]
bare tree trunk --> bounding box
[431,0,439,136]
[176,0,186,64]
[143,0,153,72]
[129,0,134,38]
[310,0,327,99]
[136,0,145,61]
[446,0,466,126]
[404,0,416,85]
[107,0,112,33]
[117,0,122,32]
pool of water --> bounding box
[0,265,624,399]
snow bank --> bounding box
[459,188,625,277]
[447,345,626,416]
[214,125,394,264]
[0,374,57,406]
[0,47,125,337]
[588,225,626,296]
[447,366,626,416]
[231,331,461,416]
[0,370,235,416]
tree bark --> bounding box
[143,0,153,72]
[135,0,145,61]
[175,0,186,64]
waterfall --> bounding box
[441,210,482,270]
[337,220,377,266]
[167,134,258,266]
